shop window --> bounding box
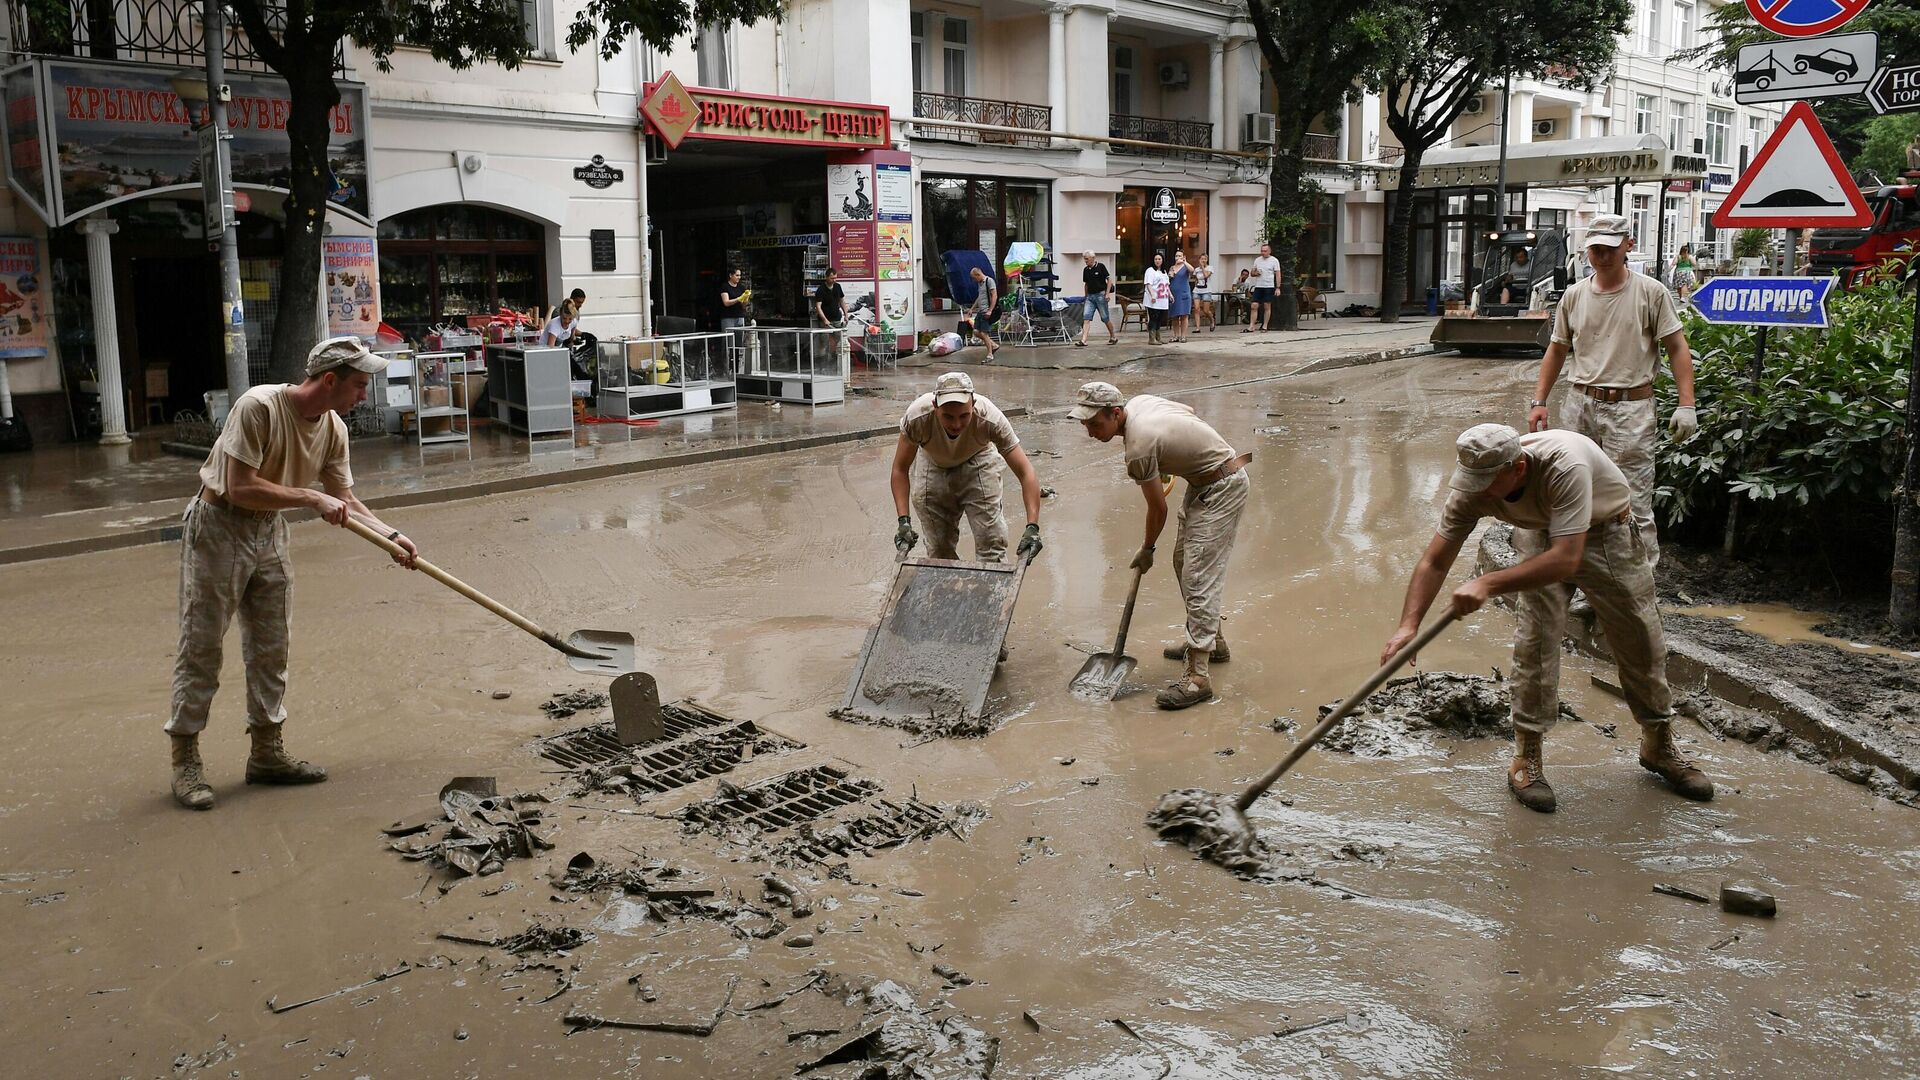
[920,176,1052,310]
[1296,195,1336,290]
[377,205,548,342]
[697,22,733,88]
[1116,187,1208,282]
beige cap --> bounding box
[304,335,388,378]
[1585,214,1631,249]
[932,371,975,406]
[1450,423,1523,492]
[1069,381,1126,420]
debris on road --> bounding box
[1653,883,1712,904]
[266,962,413,1014]
[1721,882,1778,918]
[796,977,998,1079]
[1147,788,1311,883]
[383,783,556,878]
[1309,672,1582,757]
[542,688,610,718]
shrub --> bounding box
[1655,271,1910,572]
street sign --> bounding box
[1692,276,1836,328]
[1745,0,1871,39]
[1736,31,1877,104]
[1712,102,1871,228]
[1868,63,1920,113]
[197,124,235,239]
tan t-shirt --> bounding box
[900,392,1020,469]
[1122,394,1234,484]
[198,384,353,497]
[1551,272,1684,388]
[1437,430,1631,540]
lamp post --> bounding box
[171,0,249,412]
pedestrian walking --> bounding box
[1169,251,1193,342]
[166,337,420,811]
[1077,250,1119,347]
[1528,213,1697,566]
[1381,424,1712,813]
[1142,254,1171,346]
[1670,244,1696,304]
[1071,382,1250,710]
[1192,256,1215,331]
[1248,242,1281,332]
[891,371,1043,565]
[965,266,1002,361]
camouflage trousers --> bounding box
[1509,519,1673,736]
[1562,391,1659,567]
[1173,468,1250,653]
[914,450,1009,562]
[166,497,291,735]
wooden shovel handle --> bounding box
[1234,614,1457,812]
[342,515,576,654]
[1110,568,1145,657]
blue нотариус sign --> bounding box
[1691,275,1836,328]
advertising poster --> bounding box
[0,237,49,358]
[878,281,916,348]
[876,163,912,221]
[830,221,876,277]
[323,236,379,337]
[828,163,873,221]
[878,223,913,280]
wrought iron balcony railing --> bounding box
[1303,132,1341,160]
[5,0,327,75]
[913,91,1053,149]
[1108,113,1213,159]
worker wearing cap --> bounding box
[165,337,420,811]
[1072,382,1250,710]
[891,371,1044,565]
[1529,212,1697,566]
[1382,424,1712,813]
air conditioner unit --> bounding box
[1533,119,1557,137]
[1242,112,1276,147]
[1463,97,1485,115]
[1158,61,1190,88]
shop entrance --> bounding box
[129,257,218,423]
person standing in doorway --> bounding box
[1192,255,1215,331]
[1169,250,1193,343]
[1528,213,1697,566]
[166,337,420,811]
[1248,242,1281,332]
[718,268,750,330]
[1142,253,1171,346]
[965,266,1002,361]
[814,269,847,329]
[1077,250,1119,347]
[890,371,1044,565]
[1071,382,1251,710]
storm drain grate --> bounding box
[535,702,742,768]
[621,722,804,795]
[680,765,879,832]
[678,765,971,863]
[769,798,957,863]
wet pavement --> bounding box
[3,349,1916,1076]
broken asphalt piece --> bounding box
[381,815,440,837]
[786,934,816,948]
[932,962,973,986]
[266,963,412,1014]
[542,688,610,719]
[797,979,998,1078]
[382,780,556,879]
[762,874,816,918]
[439,776,498,800]
[1653,883,1712,904]
[491,690,512,700]
[566,979,738,1037]
[1720,882,1778,918]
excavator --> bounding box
[1429,227,1572,354]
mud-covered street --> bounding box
[5,353,1917,1077]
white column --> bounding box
[79,217,129,446]
[1048,4,1068,130]
[1566,102,1585,140]
[1209,36,1226,149]
[1509,90,1535,144]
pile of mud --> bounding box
[1290,672,1579,757]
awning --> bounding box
[1412,134,1708,190]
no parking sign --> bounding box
[1745,0,1872,38]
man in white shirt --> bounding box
[1248,242,1282,332]
[891,371,1044,564]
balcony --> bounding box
[1109,113,1213,159]
[914,91,1053,150]
[1303,133,1342,160]
[5,0,330,74]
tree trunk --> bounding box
[1378,150,1423,324]
[267,66,344,384]
[1267,149,1305,332]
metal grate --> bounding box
[680,766,879,832]
[620,722,800,795]
[535,703,737,768]
[679,765,963,863]
[770,797,956,863]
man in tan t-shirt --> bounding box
[166,337,419,811]
[1529,213,1697,565]
[1072,382,1250,710]
[891,371,1043,564]
[1382,424,1711,813]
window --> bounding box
[1662,195,1680,260]
[1114,46,1135,115]
[1667,100,1689,151]
[1534,208,1569,231]
[1634,94,1657,136]
[1631,194,1652,249]
[1670,0,1694,52]
[1640,0,1661,53]
[1705,107,1732,165]
[942,18,969,98]
[696,23,732,88]
[377,205,548,343]
[1744,114,1765,171]
[910,12,925,93]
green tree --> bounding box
[1853,113,1920,182]
[230,0,783,383]
[1376,0,1628,323]
[1246,0,1408,330]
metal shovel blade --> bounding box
[1070,651,1136,702]
[566,630,635,677]
[609,671,664,746]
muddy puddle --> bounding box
[7,355,1920,1077]
[1671,602,1920,661]
[1276,671,1592,757]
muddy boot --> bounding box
[1156,649,1213,710]
[170,733,215,811]
[1162,631,1230,664]
[1507,729,1557,813]
[1638,723,1714,801]
[245,725,328,785]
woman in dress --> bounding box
[1142,253,1171,346]
[1670,244,1696,304]
[1168,250,1193,342]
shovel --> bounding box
[1070,568,1144,702]
[344,516,633,676]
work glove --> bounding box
[894,515,918,554]
[1016,524,1042,563]
[1129,545,1155,574]
[1667,405,1698,441]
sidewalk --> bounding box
[0,318,1437,563]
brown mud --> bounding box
[6,355,1920,1076]
[1290,672,1592,757]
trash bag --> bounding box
[927,332,965,357]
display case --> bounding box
[485,344,572,435]
[594,333,738,420]
[733,326,847,405]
